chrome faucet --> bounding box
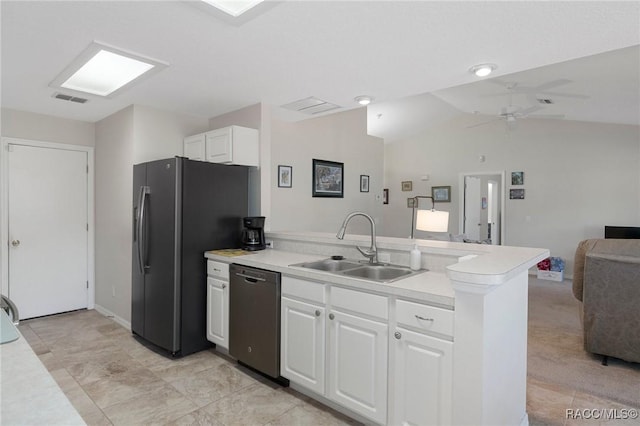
[336,212,378,264]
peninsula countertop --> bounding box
[206,249,456,307]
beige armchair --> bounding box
[573,239,640,364]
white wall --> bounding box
[94,106,134,322]
[133,105,209,164]
[1,108,95,146]
[270,107,384,235]
[94,105,209,323]
[383,113,640,276]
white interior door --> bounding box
[488,180,500,245]
[464,176,481,240]
[8,144,88,319]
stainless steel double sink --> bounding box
[290,258,426,283]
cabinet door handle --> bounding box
[222,284,227,289]
[329,313,335,320]
[415,315,434,322]
[394,331,402,340]
[315,310,321,317]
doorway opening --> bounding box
[458,171,505,245]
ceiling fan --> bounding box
[468,80,568,130]
[467,104,565,130]
[482,78,589,104]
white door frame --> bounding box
[1,137,95,309]
[458,171,506,245]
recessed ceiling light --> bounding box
[355,96,373,106]
[200,0,264,17]
[50,42,168,98]
[469,63,497,77]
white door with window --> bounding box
[7,143,89,319]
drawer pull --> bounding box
[415,315,434,322]
[329,313,335,320]
[315,310,321,317]
[222,284,227,289]
[212,268,221,272]
[394,331,402,340]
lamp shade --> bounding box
[416,209,449,232]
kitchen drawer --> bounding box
[207,260,229,280]
[396,299,453,337]
[282,276,325,304]
[331,286,388,320]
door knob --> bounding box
[11,240,20,247]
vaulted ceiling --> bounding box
[2,1,639,134]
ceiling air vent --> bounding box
[53,92,89,104]
[537,98,554,105]
[281,96,341,115]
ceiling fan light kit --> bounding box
[469,63,497,77]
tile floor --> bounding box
[18,304,639,426]
[18,310,358,426]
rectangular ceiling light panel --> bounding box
[200,0,264,17]
[51,42,168,98]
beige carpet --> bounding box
[527,277,640,408]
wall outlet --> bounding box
[378,252,391,263]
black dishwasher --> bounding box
[229,263,284,380]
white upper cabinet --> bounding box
[184,125,259,167]
[183,133,205,161]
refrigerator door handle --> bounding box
[137,186,150,274]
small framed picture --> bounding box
[511,171,524,185]
[312,159,343,198]
[278,165,292,188]
[383,188,389,204]
[432,185,451,202]
[407,197,416,208]
[510,188,525,199]
[360,175,370,192]
[401,181,413,191]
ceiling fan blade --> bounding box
[537,91,590,99]
[526,114,565,119]
[533,79,572,91]
[518,105,544,115]
[466,118,501,128]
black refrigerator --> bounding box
[132,157,248,357]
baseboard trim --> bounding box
[94,304,131,331]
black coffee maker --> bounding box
[241,216,266,251]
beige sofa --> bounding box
[573,239,640,364]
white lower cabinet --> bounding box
[206,261,229,349]
[392,327,453,426]
[281,297,325,394]
[280,276,453,425]
[328,309,388,424]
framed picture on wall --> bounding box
[510,188,525,199]
[432,185,451,202]
[360,175,370,192]
[312,159,343,197]
[278,165,292,188]
[511,171,524,185]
